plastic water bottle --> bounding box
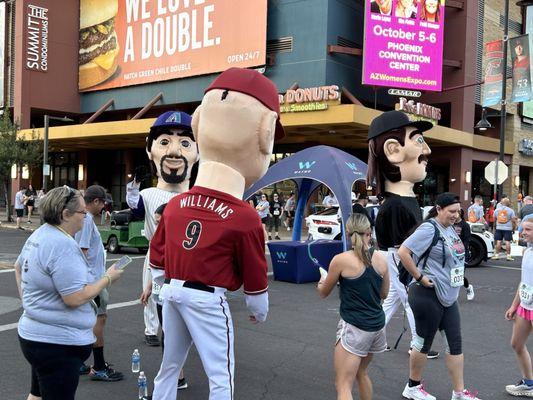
[138,371,147,399]
[131,349,141,373]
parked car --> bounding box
[421,206,494,267]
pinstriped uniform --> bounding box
[139,188,179,336]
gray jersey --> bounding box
[403,220,466,307]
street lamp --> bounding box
[474,0,510,201]
[42,115,74,191]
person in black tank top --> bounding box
[317,213,389,400]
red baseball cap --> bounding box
[205,68,285,140]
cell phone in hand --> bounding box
[114,255,133,270]
[319,267,328,280]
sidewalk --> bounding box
[0,208,41,231]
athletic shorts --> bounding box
[94,288,109,315]
[261,216,269,225]
[335,319,386,357]
[495,229,513,241]
[15,209,24,218]
[517,305,533,321]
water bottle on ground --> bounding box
[138,371,147,399]
[132,348,141,373]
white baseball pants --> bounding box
[382,249,417,347]
[152,280,235,400]
[142,253,160,336]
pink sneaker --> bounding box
[451,389,482,400]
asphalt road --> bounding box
[0,227,528,400]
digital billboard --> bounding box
[362,0,446,92]
[79,0,267,92]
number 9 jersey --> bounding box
[149,186,269,295]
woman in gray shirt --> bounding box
[399,193,481,400]
[14,186,124,400]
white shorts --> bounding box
[335,319,387,357]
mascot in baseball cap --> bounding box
[126,111,199,357]
[147,68,283,400]
[367,111,442,396]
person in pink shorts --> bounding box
[505,214,533,397]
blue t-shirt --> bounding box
[257,200,270,219]
[467,204,484,222]
[15,191,25,209]
[75,213,106,283]
[16,224,96,346]
[403,220,465,307]
[494,206,515,231]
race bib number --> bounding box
[152,281,161,296]
[450,266,464,287]
[520,282,533,306]
[273,210,280,216]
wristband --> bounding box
[416,273,424,282]
[103,274,112,288]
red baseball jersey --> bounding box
[149,186,268,294]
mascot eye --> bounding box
[180,139,191,148]
[159,138,169,146]
[415,136,425,145]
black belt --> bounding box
[164,278,215,293]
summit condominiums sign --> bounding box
[25,4,49,72]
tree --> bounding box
[0,111,42,222]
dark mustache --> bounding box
[161,154,184,163]
[418,155,429,164]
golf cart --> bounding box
[98,210,149,254]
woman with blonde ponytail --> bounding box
[317,213,389,400]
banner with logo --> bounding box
[482,40,504,107]
[523,8,533,118]
[78,0,267,92]
[0,2,4,107]
[362,0,446,92]
[509,35,533,103]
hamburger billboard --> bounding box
[79,0,267,91]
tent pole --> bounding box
[292,179,313,241]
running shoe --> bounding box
[402,382,436,400]
[491,254,501,260]
[79,363,91,375]
[466,284,475,301]
[506,380,533,397]
[90,363,124,382]
[507,255,515,261]
[144,334,161,347]
[178,377,188,390]
[451,389,482,400]
[385,346,392,352]
[268,235,272,241]
[275,235,281,240]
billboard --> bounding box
[482,40,504,107]
[78,0,267,92]
[362,0,446,92]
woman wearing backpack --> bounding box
[398,193,482,400]
[317,213,389,400]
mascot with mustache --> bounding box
[367,110,434,356]
[127,111,199,349]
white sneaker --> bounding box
[287,227,291,231]
[466,284,475,301]
[451,389,482,400]
[506,380,533,397]
[402,383,436,400]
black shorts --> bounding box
[16,209,24,218]
[261,216,269,225]
[26,200,35,207]
[494,229,513,241]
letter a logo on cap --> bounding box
[165,112,181,124]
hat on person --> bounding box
[368,110,433,141]
[205,67,285,140]
[149,111,193,137]
[435,192,460,209]
[84,185,107,202]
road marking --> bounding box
[0,322,18,332]
[0,269,14,274]
[486,265,521,271]
[107,299,140,310]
